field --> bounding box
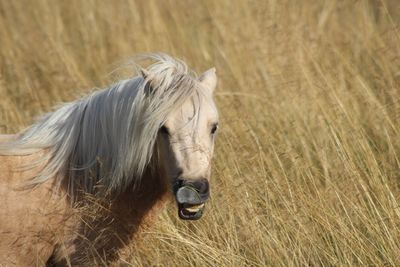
[1,0,400,266]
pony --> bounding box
[0,53,219,266]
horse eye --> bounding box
[211,123,219,135]
[159,125,170,136]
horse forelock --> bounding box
[0,53,202,196]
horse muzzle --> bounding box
[173,178,210,220]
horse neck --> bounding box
[112,152,169,216]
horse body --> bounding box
[0,145,169,266]
[0,147,68,266]
[0,54,218,265]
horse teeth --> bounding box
[184,204,204,213]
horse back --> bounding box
[0,134,17,142]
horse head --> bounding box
[153,68,218,220]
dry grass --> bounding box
[1,0,400,266]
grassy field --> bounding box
[1,0,400,266]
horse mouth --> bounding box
[178,203,205,220]
[173,178,209,220]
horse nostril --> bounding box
[191,178,209,195]
[173,178,184,193]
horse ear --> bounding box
[198,67,217,94]
[140,68,149,79]
[140,68,154,96]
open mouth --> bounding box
[173,178,209,220]
[178,203,205,220]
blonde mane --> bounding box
[0,53,202,195]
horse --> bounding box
[0,53,219,266]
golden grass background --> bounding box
[1,0,400,266]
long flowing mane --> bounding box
[0,53,202,196]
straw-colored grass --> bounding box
[1,0,400,266]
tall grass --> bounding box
[1,0,400,266]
